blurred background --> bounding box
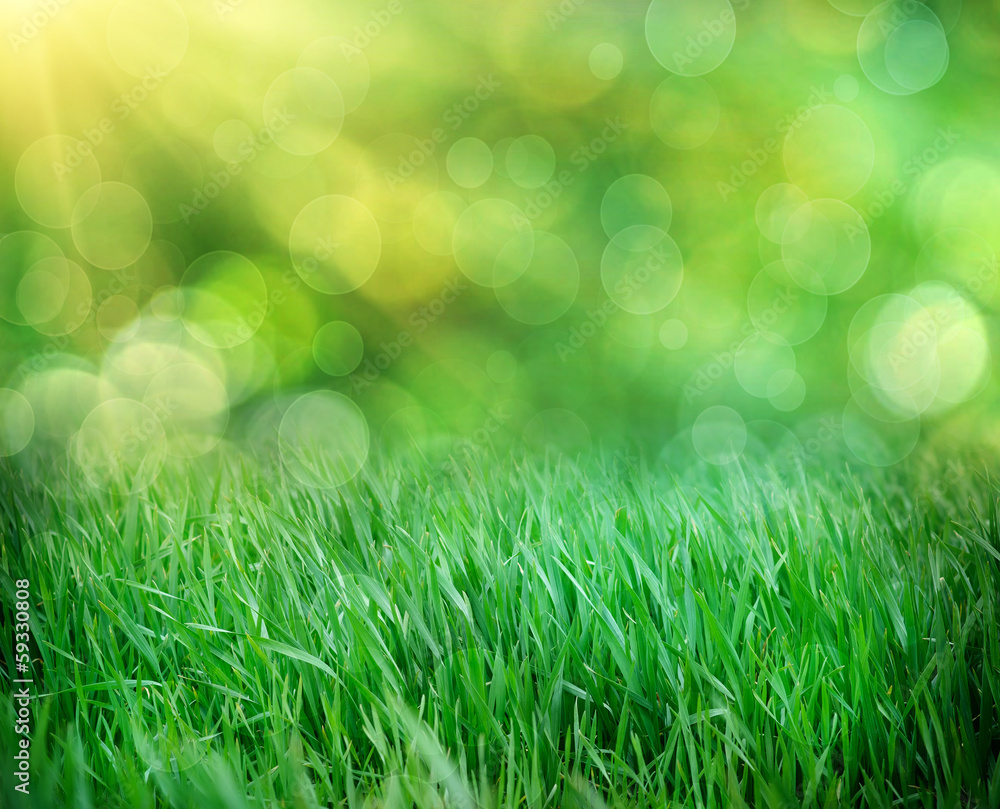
[1,0,998,485]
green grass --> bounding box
[2,450,1000,808]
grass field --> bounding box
[2,450,1000,808]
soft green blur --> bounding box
[0,0,998,476]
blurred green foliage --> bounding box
[1,0,999,470]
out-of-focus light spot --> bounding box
[734,331,796,398]
[915,228,997,308]
[649,76,720,150]
[144,361,229,457]
[506,135,555,189]
[263,68,345,156]
[659,319,688,350]
[289,195,382,293]
[601,174,672,247]
[783,105,874,199]
[298,36,371,113]
[646,0,736,76]
[495,231,579,325]
[486,350,517,383]
[858,2,948,95]
[313,321,364,376]
[601,227,683,314]
[96,295,141,343]
[279,391,369,488]
[834,73,860,102]
[692,405,746,465]
[180,251,268,348]
[747,260,827,345]
[0,232,64,326]
[453,198,534,287]
[16,135,100,228]
[781,199,870,294]
[447,137,493,188]
[755,184,809,244]
[213,119,256,163]
[72,398,167,492]
[20,365,114,440]
[768,370,806,411]
[843,395,920,466]
[71,182,152,270]
[589,43,623,80]
[0,389,34,456]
